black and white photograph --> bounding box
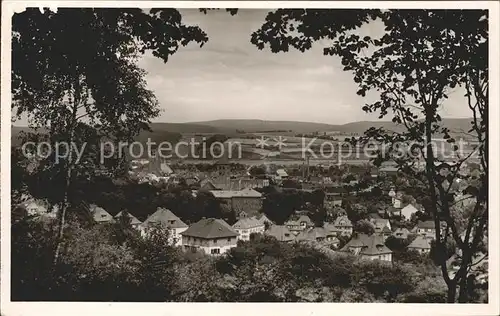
[1,1,499,314]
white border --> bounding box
[1,1,499,316]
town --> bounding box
[7,6,490,306]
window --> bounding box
[211,248,220,255]
[243,230,248,234]
[227,238,231,242]
[213,239,218,244]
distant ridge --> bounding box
[11,117,474,146]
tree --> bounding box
[251,9,488,303]
[353,219,375,236]
[12,8,209,264]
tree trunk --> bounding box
[447,281,457,303]
[53,78,81,266]
[458,276,469,303]
[52,128,75,266]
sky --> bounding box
[14,9,473,126]
[138,9,472,124]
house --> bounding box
[210,188,263,218]
[392,227,411,239]
[19,199,49,217]
[332,215,353,236]
[285,215,314,234]
[181,218,239,255]
[408,235,432,254]
[140,208,188,246]
[381,226,392,240]
[401,204,419,221]
[275,169,289,180]
[370,218,391,233]
[341,233,393,262]
[114,210,142,229]
[296,227,327,243]
[265,225,295,242]
[417,220,437,239]
[213,157,232,173]
[210,176,269,191]
[199,179,218,190]
[255,213,274,226]
[232,217,265,241]
[89,205,114,224]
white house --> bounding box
[114,210,142,230]
[401,204,419,221]
[140,208,188,246]
[89,205,114,224]
[340,233,393,262]
[232,217,265,241]
[408,235,432,254]
[181,218,239,255]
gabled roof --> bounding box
[233,217,263,230]
[296,227,327,242]
[210,188,262,199]
[200,179,218,190]
[142,208,188,229]
[286,215,313,226]
[255,214,274,225]
[371,218,390,230]
[90,205,114,223]
[401,204,419,213]
[333,215,352,227]
[341,234,392,256]
[408,235,432,249]
[392,227,410,238]
[417,220,436,229]
[181,218,238,239]
[381,226,392,233]
[115,211,142,225]
[323,222,340,234]
[265,225,295,242]
[276,169,288,177]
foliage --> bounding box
[352,219,375,235]
[250,8,488,303]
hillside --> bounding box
[11,117,474,147]
[186,119,338,133]
[186,118,473,135]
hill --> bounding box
[186,118,473,135]
[11,117,474,147]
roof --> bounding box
[408,235,432,249]
[210,188,262,199]
[381,226,392,233]
[392,227,410,238]
[341,234,392,256]
[90,205,114,223]
[417,220,436,229]
[232,217,264,229]
[265,225,295,242]
[200,179,218,190]
[323,222,340,234]
[296,227,327,242]
[286,215,314,226]
[333,215,352,227]
[401,204,419,213]
[142,208,188,229]
[115,211,142,225]
[255,214,274,225]
[371,218,390,230]
[276,169,288,176]
[181,218,238,239]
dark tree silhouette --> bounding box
[251,9,488,303]
[12,8,209,264]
